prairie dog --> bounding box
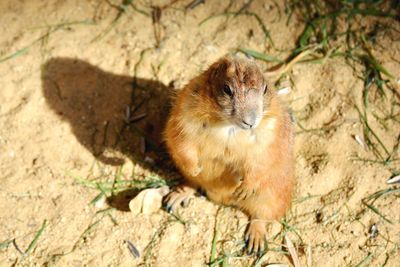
[164,56,294,254]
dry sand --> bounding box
[0,0,399,266]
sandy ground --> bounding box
[0,0,399,266]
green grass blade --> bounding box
[238,48,283,63]
[365,188,400,201]
[359,54,395,79]
[363,202,393,224]
[209,209,220,267]
[0,239,13,250]
[0,47,29,63]
[354,252,373,267]
[25,219,47,255]
[1,19,94,63]
[299,24,313,47]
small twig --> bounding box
[266,49,313,77]
[185,0,205,10]
[12,239,24,256]
[235,0,254,16]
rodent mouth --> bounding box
[234,117,261,130]
[238,122,253,130]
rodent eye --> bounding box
[223,84,233,97]
[263,85,268,95]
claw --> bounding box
[245,220,267,255]
[233,183,256,201]
[166,205,173,213]
[163,185,195,214]
[181,197,190,207]
[247,242,253,255]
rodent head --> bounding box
[206,56,268,130]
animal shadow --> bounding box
[106,189,141,212]
[41,57,173,168]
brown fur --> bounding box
[164,56,294,253]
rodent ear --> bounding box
[208,59,228,84]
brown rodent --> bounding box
[164,55,294,254]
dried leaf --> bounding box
[277,87,291,95]
[307,244,312,267]
[94,194,106,209]
[386,175,400,184]
[285,234,301,267]
[353,134,367,150]
[125,240,140,258]
[152,6,162,24]
[129,186,170,215]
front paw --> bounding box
[245,220,267,255]
[163,185,195,213]
[233,181,257,200]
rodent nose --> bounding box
[242,111,257,128]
